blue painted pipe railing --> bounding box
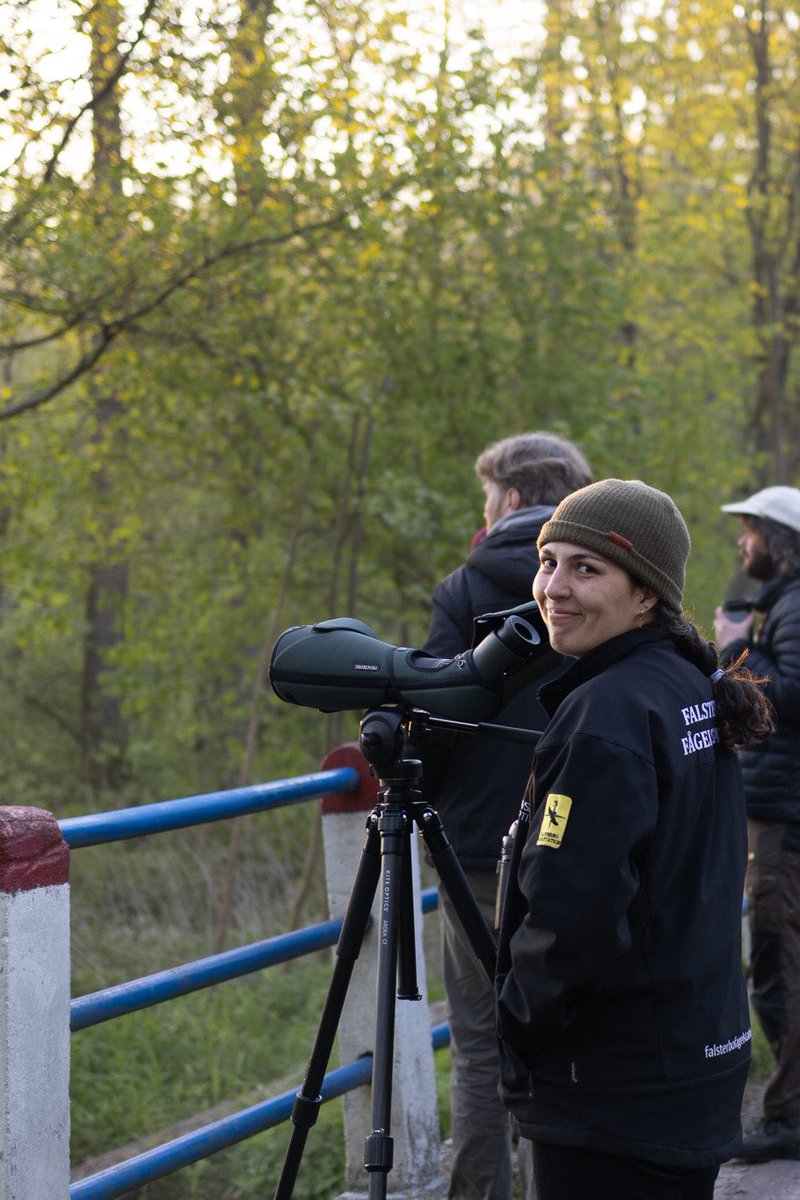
[64,768,447,1199]
[69,1057,374,1200]
[59,768,360,848]
[72,918,346,1030]
[72,888,439,1030]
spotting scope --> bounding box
[269,604,549,722]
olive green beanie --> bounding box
[538,479,691,612]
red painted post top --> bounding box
[0,807,70,893]
[320,743,379,814]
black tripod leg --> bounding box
[396,829,421,1001]
[274,812,382,1200]
[364,805,409,1200]
[416,803,497,982]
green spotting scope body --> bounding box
[269,612,544,721]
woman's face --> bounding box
[533,540,656,658]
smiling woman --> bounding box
[533,547,656,658]
[532,481,689,660]
[495,478,774,1200]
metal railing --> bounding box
[58,769,445,1200]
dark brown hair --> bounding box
[651,604,774,751]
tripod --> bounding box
[274,706,539,1200]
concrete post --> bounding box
[320,744,442,1198]
[0,807,71,1200]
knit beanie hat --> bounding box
[538,479,691,612]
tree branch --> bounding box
[0,178,409,422]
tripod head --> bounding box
[359,708,415,781]
[358,704,542,791]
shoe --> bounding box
[736,1116,800,1162]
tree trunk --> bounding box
[80,1,130,794]
[744,5,794,483]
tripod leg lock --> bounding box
[291,1090,322,1130]
[364,1130,394,1172]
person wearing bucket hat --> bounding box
[715,485,800,1163]
[494,479,773,1200]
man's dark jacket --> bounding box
[421,505,563,869]
[720,572,800,824]
[496,628,750,1167]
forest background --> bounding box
[1,0,798,1189]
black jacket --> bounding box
[496,628,750,1168]
[420,506,563,870]
[720,572,800,825]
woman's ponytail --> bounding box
[652,606,774,751]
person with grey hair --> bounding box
[715,485,800,1163]
[420,431,592,1200]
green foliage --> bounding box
[3,0,797,810]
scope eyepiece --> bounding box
[471,614,541,682]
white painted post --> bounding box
[320,744,442,1198]
[0,807,71,1200]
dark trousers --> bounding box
[746,819,800,1119]
[531,1142,719,1200]
[440,871,535,1200]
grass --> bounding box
[71,961,340,1198]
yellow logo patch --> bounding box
[536,794,573,849]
